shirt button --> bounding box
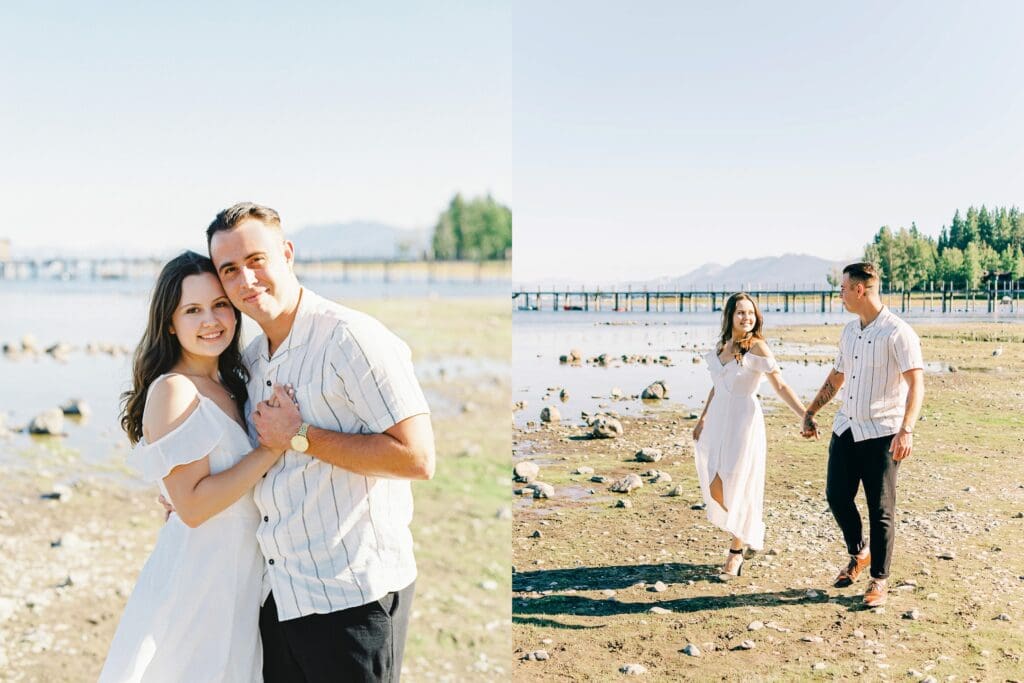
[263,515,269,522]
[268,559,275,565]
[266,380,272,387]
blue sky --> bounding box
[510,1,1024,283]
[0,1,510,254]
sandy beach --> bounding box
[0,297,511,682]
[513,322,1024,681]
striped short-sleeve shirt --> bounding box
[244,288,430,621]
[831,306,924,442]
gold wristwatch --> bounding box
[290,423,310,452]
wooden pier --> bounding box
[513,284,1023,315]
[0,257,510,283]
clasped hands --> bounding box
[252,383,303,453]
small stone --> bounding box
[530,530,542,539]
[620,663,647,675]
[479,580,498,591]
[735,639,755,650]
[591,475,607,483]
[995,613,1012,621]
[615,499,632,509]
[936,551,955,560]
[963,486,975,492]
[690,503,706,510]
[747,620,764,631]
[610,474,643,493]
[651,581,667,593]
[812,662,827,671]
[574,466,594,475]
[590,415,624,439]
[925,593,939,600]
[523,650,549,661]
[640,381,669,400]
[29,408,64,435]
[540,406,560,423]
[853,629,865,639]
[902,609,921,620]
[649,606,671,615]
[636,448,663,463]
[1013,512,1024,519]
[666,485,684,497]
[513,461,540,483]
[530,482,555,499]
[41,484,73,503]
[806,590,819,599]
[682,643,701,657]
[801,636,823,643]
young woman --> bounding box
[692,292,806,579]
[99,251,289,682]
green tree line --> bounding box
[861,206,1024,290]
[432,194,511,261]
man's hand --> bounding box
[889,429,913,461]
[252,384,303,453]
[801,411,819,440]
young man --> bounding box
[207,202,435,681]
[801,262,924,608]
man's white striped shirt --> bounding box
[244,289,430,621]
[831,306,924,442]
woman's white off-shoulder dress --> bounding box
[99,384,263,682]
[693,349,778,551]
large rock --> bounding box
[590,415,623,439]
[611,473,643,493]
[636,448,663,462]
[641,381,669,400]
[29,409,64,435]
[540,406,561,423]
[514,461,540,483]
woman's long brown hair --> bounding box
[717,292,765,361]
[120,251,249,444]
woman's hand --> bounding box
[692,417,705,442]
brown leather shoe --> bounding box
[863,578,888,607]
[833,553,870,588]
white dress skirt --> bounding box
[99,390,264,683]
[693,349,778,551]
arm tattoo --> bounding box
[807,379,837,415]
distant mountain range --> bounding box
[5,221,433,261]
[288,222,431,260]
[516,253,855,290]
[641,253,848,290]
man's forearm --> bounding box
[901,371,925,432]
[305,421,434,480]
[806,370,844,416]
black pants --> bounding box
[826,429,900,580]
[260,581,415,682]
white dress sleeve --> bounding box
[134,399,224,483]
[744,351,778,374]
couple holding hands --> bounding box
[692,262,924,608]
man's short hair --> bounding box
[843,262,880,288]
[206,202,282,249]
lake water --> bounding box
[0,277,508,486]
[512,309,987,429]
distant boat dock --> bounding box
[513,285,1023,315]
[0,257,510,283]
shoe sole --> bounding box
[833,577,855,588]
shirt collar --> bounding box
[264,287,319,362]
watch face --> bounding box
[290,434,310,452]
